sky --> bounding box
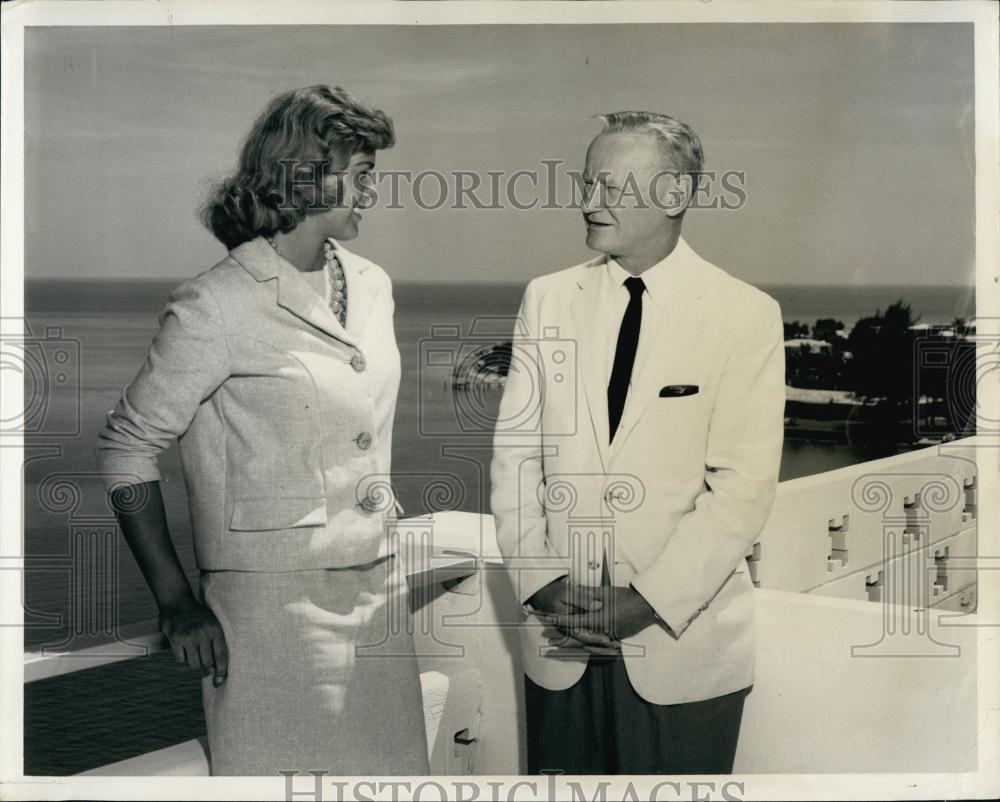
[24,23,975,285]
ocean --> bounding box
[19,279,975,649]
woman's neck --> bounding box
[268,227,327,273]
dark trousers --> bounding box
[525,657,749,775]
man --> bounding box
[490,111,785,774]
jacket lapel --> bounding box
[276,273,356,346]
[608,240,709,464]
[336,243,381,340]
[571,262,610,472]
[231,237,370,348]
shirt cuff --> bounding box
[515,568,569,608]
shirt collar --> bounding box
[604,237,686,301]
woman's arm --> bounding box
[99,277,232,683]
[110,481,228,685]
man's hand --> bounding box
[159,596,229,686]
[526,576,603,617]
[551,585,658,646]
[526,578,620,654]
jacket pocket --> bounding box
[647,393,710,479]
[229,496,327,531]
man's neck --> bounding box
[614,229,681,276]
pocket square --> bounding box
[659,384,699,397]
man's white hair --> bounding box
[596,111,704,179]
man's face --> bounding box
[581,132,676,263]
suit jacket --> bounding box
[98,236,401,572]
[490,237,785,705]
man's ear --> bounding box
[651,170,694,219]
[665,173,693,219]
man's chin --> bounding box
[585,228,613,252]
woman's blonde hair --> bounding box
[202,85,394,249]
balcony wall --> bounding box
[413,437,981,774]
[68,439,981,775]
[750,438,978,609]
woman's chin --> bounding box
[332,224,360,241]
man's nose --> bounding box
[581,184,603,213]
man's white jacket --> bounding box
[490,237,785,705]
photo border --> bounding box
[1,1,997,800]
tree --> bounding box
[783,320,809,340]
[812,318,845,346]
[845,300,919,404]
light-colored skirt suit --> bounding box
[98,237,428,775]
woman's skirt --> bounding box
[200,554,430,776]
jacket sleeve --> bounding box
[97,277,231,494]
[630,295,785,637]
[490,279,569,604]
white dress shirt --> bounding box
[601,246,678,439]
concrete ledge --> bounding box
[736,589,978,773]
[80,670,453,776]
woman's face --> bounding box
[318,150,376,241]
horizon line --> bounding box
[23,277,978,289]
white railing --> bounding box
[23,547,478,683]
[27,438,983,775]
[750,437,978,611]
[27,547,482,776]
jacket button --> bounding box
[354,432,372,450]
[351,352,366,372]
[359,494,381,514]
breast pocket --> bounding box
[647,391,711,479]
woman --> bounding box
[97,85,429,775]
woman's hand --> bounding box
[159,597,229,686]
[109,481,229,686]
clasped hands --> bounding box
[526,577,658,655]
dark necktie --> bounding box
[607,276,645,442]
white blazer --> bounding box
[490,238,785,705]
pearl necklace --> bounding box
[267,236,347,324]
